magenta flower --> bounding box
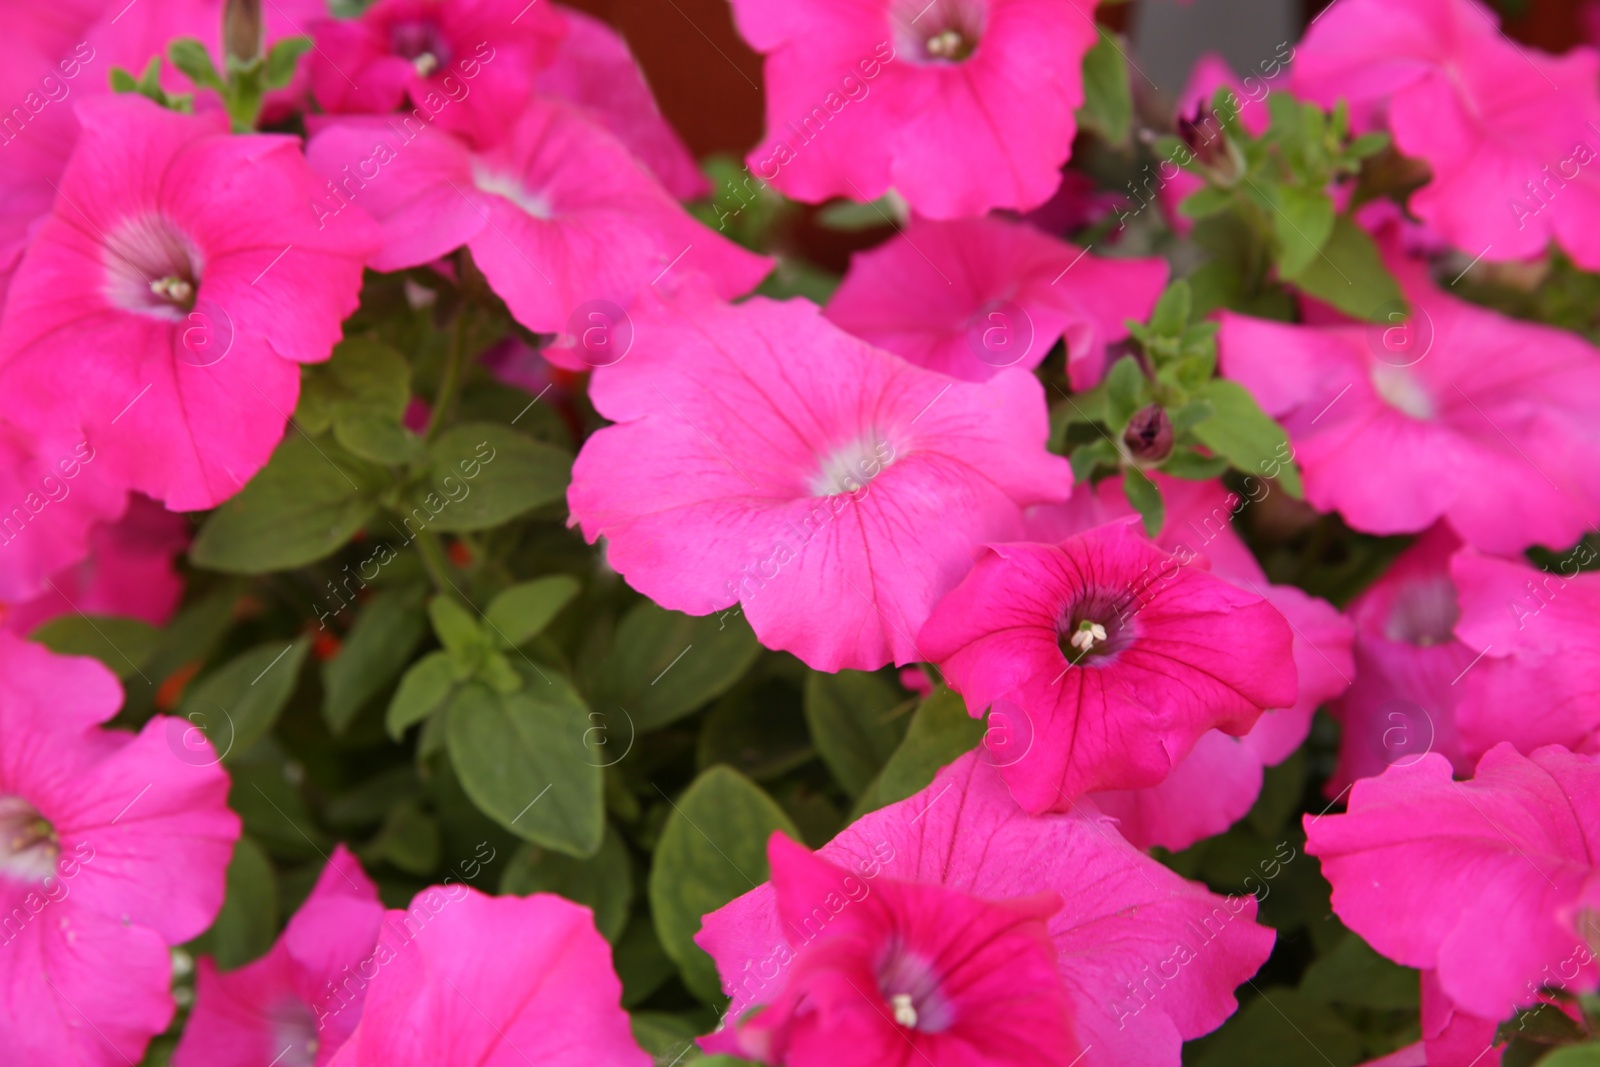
[1292,0,1600,268]
[325,887,649,1067]
[0,424,125,607]
[0,96,377,511]
[730,0,1101,218]
[824,215,1168,388]
[0,632,238,1065]
[1306,743,1600,1023]
[1451,547,1600,761]
[1027,476,1353,849]
[309,0,566,147]
[697,753,1275,1067]
[305,103,768,340]
[3,494,189,636]
[1325,523,1474,795]
[919,519,1297,810]
[176,846,384,1067]
[533,7,708,200]
[568,290,1071,671]
[1218,252,1600,553]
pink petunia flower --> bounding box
[697,752,1276,1067]
[325,886,649,1067]
[1325,523,1474,795]
[1451,545,1600,761]
[1305,743,1600,1024]
[0,95,377,511]
[1291,0,1600,269]
[308,0,566,148]
[1418,971,1504,1067]
[1027,476,1353,848]
[824,215,1168,388]
[175,846,384,1067]
[1217,251,1600,553]
[567,289,1072,672]
[918,519,1297,810]
[304,102,768,343]
[3,494,188,636]
[533,6,707,200]
[0,424,125,607]
[0,632,239,1065]
[729,0,1101,219]
[0,0,327,309]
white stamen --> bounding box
[413,52,439,77]
[1070,621,1108,652]
[149,276,193,305]
[891,993,918,1028]
[925,29,966,58]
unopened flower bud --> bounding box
[224,0,263,64]
[1123,405,1174,464]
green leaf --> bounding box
[30,615,161,681]
[1281,213,1403,323]
[386,651,457,739]
[168,38,223,89]
[181,639,310,763]
[1190,379,1304,498]
[484,575,581,648]
[1122,468,1165,536]
[1078,28,1132,144]
[1191,987,1363,1067]
[1148,280,1193,336]
[698,677,814,781]
[854,688,985,817]
[1347,131,1390,159]
[649,766,799,1003]
[1179,185,1236,220]
[186,834,276,969]
[815,197,899,231]
[333,414,423,466]
[445,670,604,856]
[264,36,312,90]
[109,66,139,93]
[1270,185,1336,277]
[362,798,440,875]
[501,823,632,940]
[1104,355,1148,429]
[631,1013,706,1061]
[1300,931,1420,1010]
[804,671,911,796]
[321,586,428,734]
[295,335,410,435]
[615,916,677,1008]
[428,594,486,662]
[411,423,571,532]
[1160,447,1232,480]
[190,435,382,574]
[1541,1046,1600,1066]
[587,601,760,731]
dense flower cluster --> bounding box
[2,0,1599,1065]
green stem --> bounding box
[426,309,470,443]
[413,529,456,597]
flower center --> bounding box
[471,162,554,220]
[1058,589,1136,664]
[103,214,203,322]
[390,18,452,77]
[877,944,953,1033]
[809,436,893,497]
[270,999,320,1067]
[0,796,59,885]
[892,0,986,64]
[1384,575,1459,647]
[1371,364,1435,420]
